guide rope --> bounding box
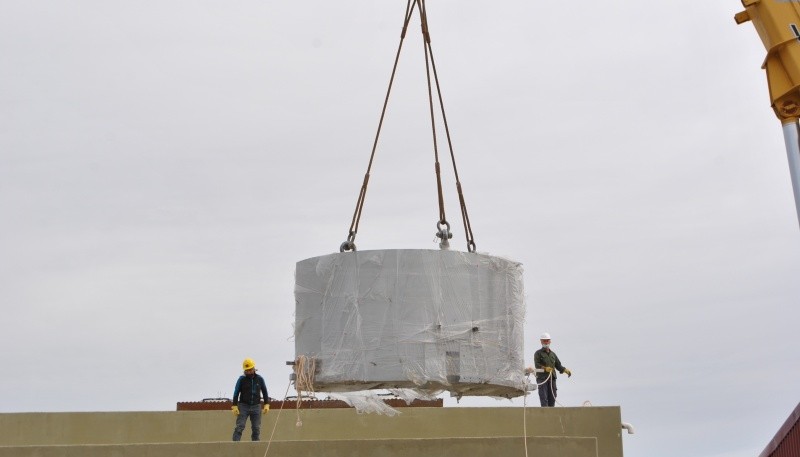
[262,379,293,457]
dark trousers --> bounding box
[538,378,557,407]
[232,403,262,441]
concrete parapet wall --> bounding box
[0,436,599,457]
[0,407,623,457]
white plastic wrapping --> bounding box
[294,249,526,398]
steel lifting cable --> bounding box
[418,0,476,252]
[418,1,448,239]
[341,0,477,253]
[341,0,416,253]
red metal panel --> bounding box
[760,403,800,457]
[771,422,799,457]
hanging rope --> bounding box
[523,375,530,457]
[294,355,316,395]
[262,379,293,457]
[293,355,316,426]
[262,356,317,457]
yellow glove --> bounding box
[564,368,572,377]
[231,405,239,416]
[543,366,553,373]
[262,404,270,414]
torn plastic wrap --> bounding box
[294,249,526,398]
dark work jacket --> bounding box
[232,373,269,406]
[533,348,566,382]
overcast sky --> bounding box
[1,1,799,456]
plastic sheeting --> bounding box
[294,249,526,398]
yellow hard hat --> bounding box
[242,358,256,371]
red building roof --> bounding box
[759,402,800,457]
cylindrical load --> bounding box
[294,249,526,398]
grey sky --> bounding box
[1,1,798,457]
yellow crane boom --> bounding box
[736,0,800,228]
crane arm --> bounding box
[736,0,800,121]
[736,0,800,228]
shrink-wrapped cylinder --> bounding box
[294,249,526,398]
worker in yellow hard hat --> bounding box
[231,358,270,441]
[525,332,572,407]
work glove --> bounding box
[564,368,572,377]
[543,366,553,373]
[262,404,270,414]
[231,405,239,416]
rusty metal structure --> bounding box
[176,397,442,411]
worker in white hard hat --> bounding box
[525,333,572,407]
[231,358,270,441]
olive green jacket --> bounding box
[533,347,566,381]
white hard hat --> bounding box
[540,332,551,340]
